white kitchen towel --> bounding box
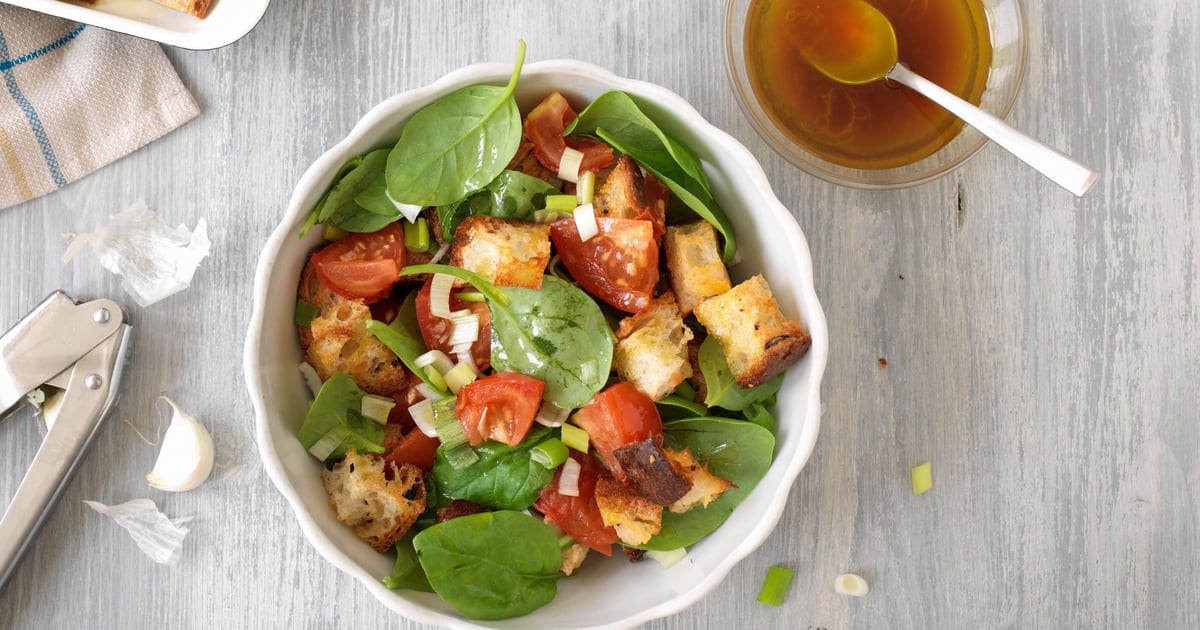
[0,5,199,209]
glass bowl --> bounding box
[725,0,1027,189]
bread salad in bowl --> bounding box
[247,42,828,628]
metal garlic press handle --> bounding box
[0,293,132,588]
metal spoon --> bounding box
[802,0,1098,197]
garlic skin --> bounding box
[146,397,214,492]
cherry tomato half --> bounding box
[455,372,546,447]
[534,452,618,556]
[550,217,659,313]
[312,223,406,304]
[524,92,615,175]
[571,382,664,479]
[414,276,492,372]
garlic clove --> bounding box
[146,396,214,492]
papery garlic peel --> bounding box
[146,396,214,491]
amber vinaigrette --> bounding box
[745,0,992,169]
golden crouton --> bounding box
[693,275,811,388]
[594,477,663,547]
[449,215,551,289]
[664,447,733,514]
[321,451,426,552]
[297,257,408,398]
[560,543,590,576]
[613,293,694,401]
[665,222,732,316]
[593,155,650,220]
[612,437,694,506]
[150,0,210,18]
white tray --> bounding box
[0,0,270,50]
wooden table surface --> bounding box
[2,1,1197,628]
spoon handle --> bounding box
[887,63,1099,197]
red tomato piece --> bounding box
[384,428,440,473]
[455,372,546,447]
[534,452,618,556]
[571,382,664,479]
[312,223,406,304]
[550,217,659,313]
[524,92,615,175]
[414,277,492,372]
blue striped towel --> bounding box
[0,6,198,209]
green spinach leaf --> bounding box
[744,402,776,432]
[315,149,398,232]
[566,91,737,262]
[401,263,613,408]
[382,532,433,592]
[366,290,447,394]
[414,510,562,620]
[641,417,775,550]
[431,426,555,510]
[386,42,526,207]
[698,336,784,411]
[296,372,385,460]
[656,394,708,420]
[438,169,559,238]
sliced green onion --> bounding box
[557,147,584,183]
[535,401,570,427]
[429,273,468,320]
[432,398,467,450]
[443,442,480,469]
[911,461,932,495]
[444,361,478,394]
[557,456,581,496]
[422,366,448,393]
[574,203,598,242]
[456,291,486,303]
[297,361,323,398]
[576,170,595,205]
[531,438,568,469]
[757,566,795,606]
[404,218,430,253]
[561,422,590,453]
[307,427,347,461]
[645,547,687,569]
[544,194,578,212]
[414,349,454,374]
[834,573,869,597]
[360,394,395,425]
[408,399,437,437]
[533,209,572,223]
[294,299,319,326]
[322,224,348,241]
[447,313,480,347]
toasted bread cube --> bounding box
[150,0,210,18]
[693,275,811,388]
[449,215,551,289]
[612,437,694,506]
[594,477,663,546]
[298,257,408,397]
[664,447,733,514]
[322,451,426,552]
[665,222,732,316]
[560,542,590,576]
[613,293,694,401]
[594,155,650,220]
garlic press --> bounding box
[0,291,132,587]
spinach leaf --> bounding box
[698,336,784,411]
[656,394,708,420]
[431,425,555,510]
[414,510,562,620]
[744,402,776,432]
[296,372,385,460]
[566,91,737,262]
[401,264,613,408]
[640,417,775,550]
[366,290,447,394]
[354,172,404,216]
[438,169,559,238]
[300,154,366,237]
[386,42,526,207]
[315,149,399,232]
[382,532,433,592]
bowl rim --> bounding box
[244,58,829,629]
[723,0,1029,190]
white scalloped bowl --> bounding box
[245,60,828,629]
